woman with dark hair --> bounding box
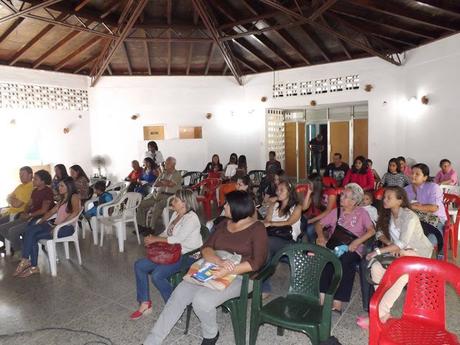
[380,158,410,188]
[397,156,412,177]
[52,164,68,194]
[404,163,446,253]
[236,155,248,178]
[434,158,458,185]
[135,157,159,197]
[223,153,238,181]
[0,170,54,254]
[301,173,338,242]
[69,164,90,200]
[13,177,81,277]
[143,191,268,345]
[145,141,164,167]
[342,156,375,191]
[203,154,223,174]
[356,186,432,329]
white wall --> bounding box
[0,66,91,204]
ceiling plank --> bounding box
[414,0,460,19]
[260,0,401,66]
[235,56,258,74]
[32,30,80,68]
[90,0,149,86]
[73,54,98,73]
[0,17,24,44]
[300,24,331,62]
[75,0,92,12]
[186,43,193,75]
[107,64,113,75]
[9,13,67,66]
[143,30,152,75]
[204,43,215,75]
[55,36,101,71]
[232,39,274,70]
[100,0,121,19]
[347,0,459,32]
[122,42,133,75]
[0,0,64,25]
[192,0,242,85]
[308,0,338,21]
[166,0,172,76]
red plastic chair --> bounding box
[443,193,459,259]
[369,256,460,345]
[192,178,221,220]
[322,176,338,188]
[374,187,385,201]
[295,183,310,194]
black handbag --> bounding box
[266,225,293,241]
[326,207,358,250]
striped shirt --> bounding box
[381,172,410,188]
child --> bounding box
[85,181,113,218]
[380,158,410,188]
[361,191,378,224]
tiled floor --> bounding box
[0,229,458,345]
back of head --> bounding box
[35,169,52,186]
[225,190,255,222]
[70,164,89,181]
[94,181,107,193]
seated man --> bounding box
[324,152,349,186]
[136,157,182,235]
[265,150,282,176]
[0,166,35,251]
[126,160,143,192]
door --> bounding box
[353,118,368,158]
[284,122,306,180]
[330,121,350,164]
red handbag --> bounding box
[146,242,182,265]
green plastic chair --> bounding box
[249,243,343,345]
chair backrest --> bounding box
[123,192,142,211]
[374,187,385,201]
[107,181,127,193]
[193,178,221,198]
[440,185,460,195]
[183,171,204,187]
[200,225,210,242]
[322,176,338,188]
[272,243,342,298]
[295,183,310,193]
[374,256,460,326]
[248,170,265,186]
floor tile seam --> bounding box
[331,290,358,333]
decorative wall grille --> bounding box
[0,83,89,111]
[273,74,359,98]
[266,108,285,163]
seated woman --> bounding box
[69,164,90,201]
[223,153,238,181]
[316,183,375,313]
[356,186,433,329]
[343,156,375,191]
[301,173,338,243]
[203,154,223,178]
[434,158,458,186]
[135,157,159,197]
[52,164,68,197]
[143,190,268,345]
[84,181,113,218]
[0,170,54,253]
[397,156,412,177]
[13,177,81,277]
[145,141,165,168]
[126,160,144,192]
[404,163,446,256]
[380,158,410,188]
[130,189,202,320]
[236,155,247,178]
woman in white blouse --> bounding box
[357,186,433,329]
[130,189,202,320]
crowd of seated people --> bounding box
[1,142,458,344]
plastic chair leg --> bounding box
[115,223,124,252]
[46,241,57,277]
[99,224,105,247]
[64,242,70,259]
[277,327,284,336]
[5,239,11,256]
[90,218,98,245]
[184,304,193,334]
[81,220,86,239]
[229,305,244,345]
[74,239,82,265]
[249,321,260,345]
[133,220,141,244]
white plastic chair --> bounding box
[440,185,460,195]
[81,191,119,245]
[161,195,175,228]
[38,210,83,277]
[107,181,128,194]
[98,192,142,252]
[4,214,15,256]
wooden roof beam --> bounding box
[122,42,133,75]
[260,0,401,66]
[75,0,92,12]
[0,18,24,44]
[32,30,80,68]
[100,0,121,19]
[204,43,215,75]
[186,43,193,75]
[90,0,149,86]
[55,36,101,71]
[143,30,152,75]
[300,24,331,62]
[415,0,460,19]
[0,0,64,25]
[232,39,274,70]
[347,0,460,32]
[192,0,242,85]
[73,54,98,74]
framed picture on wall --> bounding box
[179,126,202,139]
[143,125,165,140]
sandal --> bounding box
[130,301,152,320]
[18,266,40,278]
[331,308,342,315]
[13,260,31,277]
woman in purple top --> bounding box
[434,159,458,186]
[315,183,375,313]
[404,163,446,255]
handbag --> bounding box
[146,242,181,265]
[326,207,358,250]
[266,225,293,241]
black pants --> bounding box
[320,251,360,302]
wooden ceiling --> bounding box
[0,0,459,86]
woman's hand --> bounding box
[144,235,156,246]
[211,266,230,279]
[348,239,360,252]
[220,260,236,272]
[316,236,327,247]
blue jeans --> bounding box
[22,222,74,266]
[262,236,294,292]
[134,257,194,303]
[300,215,317,243]
[311,152,322,173]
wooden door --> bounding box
[330,121,350,164]
[284,122,297,177]
[298,122,306,179]
[353,119,368,158]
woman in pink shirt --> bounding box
[434,159,458,185]
[13,177,81,277]
[397,156,412,177]
[342,156,375,191]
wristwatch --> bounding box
[375,248,382,255]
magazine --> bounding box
[183,250,242,290]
